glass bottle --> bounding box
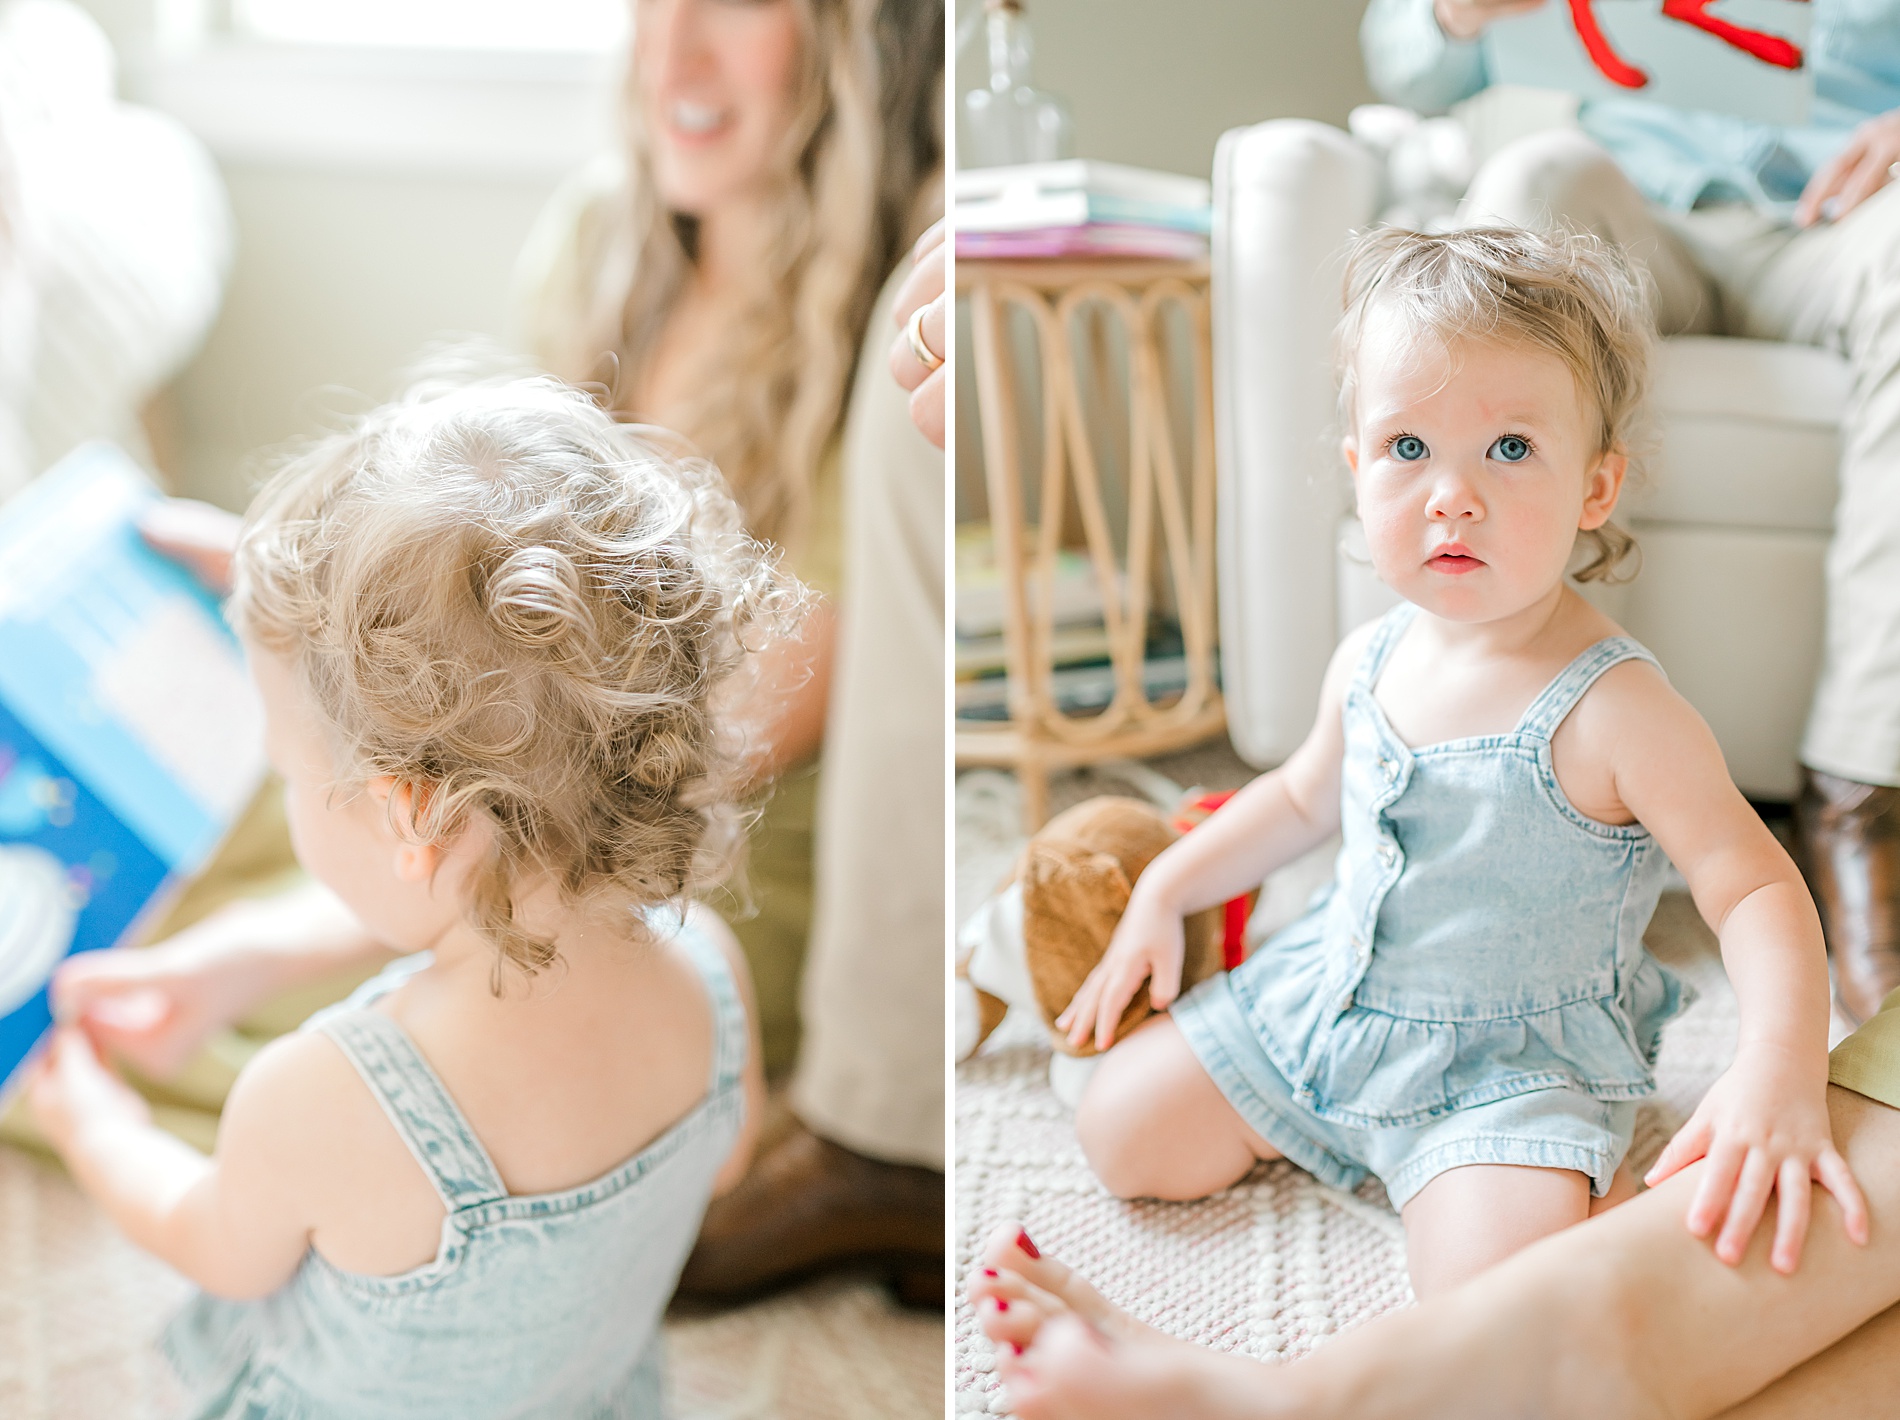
[960,0,1074,168]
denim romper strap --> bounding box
[316,1012,509,1211]
[1513,636,1663,741]
[1357,602,1662,742]
[312,919,746,1214]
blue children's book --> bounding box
[1489,0,1816,126]
[0,444,264,1099]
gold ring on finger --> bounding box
[906,303,944,373]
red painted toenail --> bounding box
[1017,1228,1041,1259]
[1011,1342,1024,1355]
[995,1299,1010,1312]
[982,1268,998,1278]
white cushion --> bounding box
[1623,337,1848,535]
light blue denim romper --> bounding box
[1173,603,1691,1209]
[161,912,745,1420]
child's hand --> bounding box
[1055,886,1186,1053]
[53,918,275,1081]
[28,1028,152,1156]
[1646,1043,1868,1273]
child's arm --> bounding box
[1059,625,1369,1052]
[1576,660,1869,1274]
[692,905,767,1197]
[54,881,397,1081]
[29,1025,329,1299]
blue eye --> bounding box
[1391,435,1428,461]
[1489,435,1531,462]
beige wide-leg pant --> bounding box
[1462,128,1900,787]
[789,267,946,1169]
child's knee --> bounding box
[1072,1045,1200,1199]
[1072,1055,1158,1199]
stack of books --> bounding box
[955,160,1211,260]
[954,523,1205,722]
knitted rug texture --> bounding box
[953,765,1845,1417]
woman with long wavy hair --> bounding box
[521,0,946,1302]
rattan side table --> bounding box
[956,256,1226,829]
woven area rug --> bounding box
[953,763,1849,1417]
[0,1144,942,1420]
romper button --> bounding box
[1379,843,1397,865]
[1380,757,1397,779]
[1335,990,1354,1013]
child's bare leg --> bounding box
[1074,1014,1279,1200]
[1591,1160,1639,1213]
[1400,1164,1592,1298]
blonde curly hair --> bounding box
[536,0,944,552]
[1336,225,1654,583]
[231,373,804,979]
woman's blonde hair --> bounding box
[544,0,943,552]
[1336,225,1653,583]
[232,373,804,979]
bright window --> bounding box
[233,0,628,52]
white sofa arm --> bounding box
[1213,120,1379,768]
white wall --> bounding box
[65,0,623,513]
[958,0,1375,179]
[170,167,564,511]
[953,0,1376,514]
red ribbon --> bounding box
[1173,789,1250,971]
[1568,0,1806,92]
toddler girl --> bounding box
[27,374,788,1416]
[1039,227,1867,1298]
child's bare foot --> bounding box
[967,1222,1309,1419]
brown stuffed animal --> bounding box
[963,795,1244,1059]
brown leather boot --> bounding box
[1795,769,1900,1024]
[673,1116,943,1310]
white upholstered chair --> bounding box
[1211,118,1847,800]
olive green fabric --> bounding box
[1830,987,1900,1111]
[728,445,844,1080]
[727,765,819,1080]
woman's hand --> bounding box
[1055,882,1187,1054]
[28,1028,152,1156]
[888,218,946,450]
[139,497,240,597]
[1795,109,1900,228]
[1433,0,1546,41]
[1646,1042,1869,1273]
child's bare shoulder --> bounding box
[217,1027,427,1206]
[1561,646,1703,763]
[223,1029,368,1145]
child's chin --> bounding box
[1397,578,1509,623]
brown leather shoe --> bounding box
[1795,769,1900,1024]
[674,1115,943,1310]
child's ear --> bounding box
[366,776,443,883]
[1341,435,1360,475]
[1579,445,1628,530]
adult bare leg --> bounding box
[1717,1298,1900,1416]
[972,1086,1900,1420]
